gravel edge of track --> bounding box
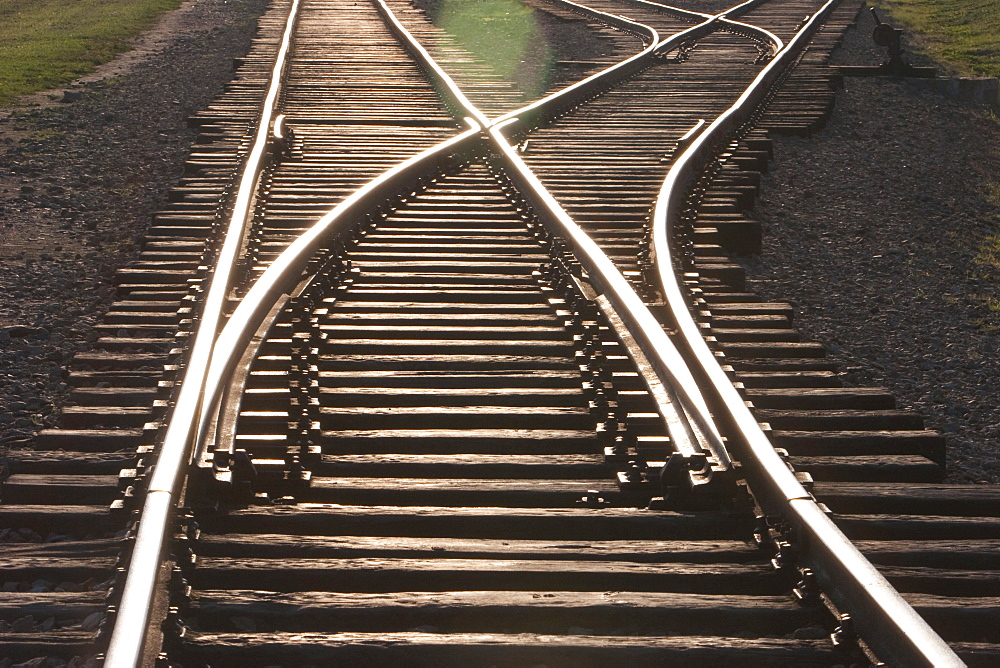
[744,11,1000,483]
[0,0,271,461]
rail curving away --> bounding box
[104,0,305,663]
[649,0,964,664]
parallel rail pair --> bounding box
[93,0,961,664]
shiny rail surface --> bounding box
[648,1,960,663]
[10,0,971,664]
[104,1,307,662]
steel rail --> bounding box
[649,0,965,664]
[101,0,912,663]
[192,0,683,502]
[106,119,483,666]
[103,0,306,664]
[378,0,737,475]
[615,0,785,54]
[105,4,663,662]
[492,0,780,131]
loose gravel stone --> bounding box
[744,12,1000,482]
[0,0,269,464]
[79,612,104,632]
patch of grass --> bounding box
[986,181,1000,207]
[875,0,1000,77]
[431,0,555,98]
[30,128,62,141]
[0,0,182,107]
[974,233,1000,273]
[971,179,1000,331]
[970,292,1000,334]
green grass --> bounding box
[432,0,554,98]
[0,0,182,107]
[986,181,1000,208]
[970,293,1000,334]
[875,0,1000,77]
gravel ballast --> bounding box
[0,2,997,482]
[745,13,1000,483]
[0,0,270,453]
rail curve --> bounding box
[1,0,991,665]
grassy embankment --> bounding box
[877,0,1000,330]
[876,0,1000,78]
[0,0,182,107]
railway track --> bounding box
[2,0,998,665]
